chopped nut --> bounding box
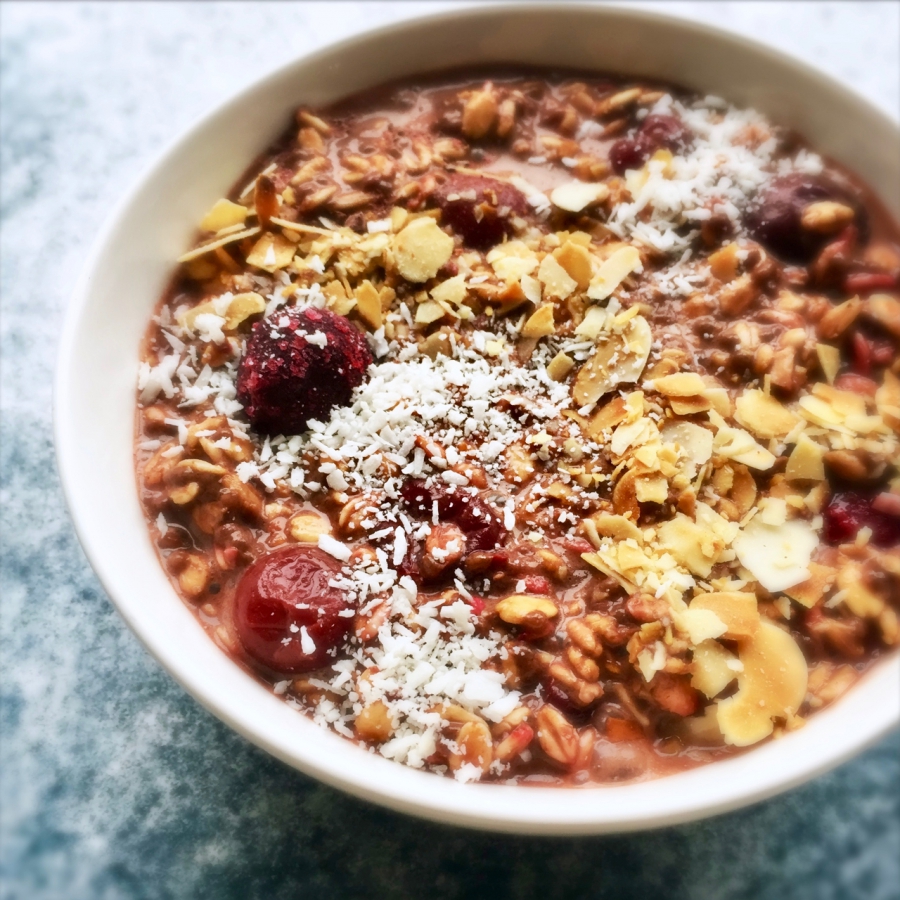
[522,304,555,338]
[817,297,862,340]
[535,706,579,767]
[462,88,498,139]
[572,315,652,406]
[801,200,855,234]
[496,594,559,626]
[289,511,332,543]
[546,352,575,382]
[355,701,394,743]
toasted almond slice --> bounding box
[657,513,724,578]
[415,300,447,325]
[392,217,454,283]
[735,389,800,439]
[678,609,728,645]
[224,292,266,331]
[553,241,593,290]
[669,396,712,416]
[691,640,739,699]
[716,621,808,747]
[784,433,825,481]
[587,245,642,300]
[588,512,643,543]
[690,592,759,638]
[177,226,261,263]
[355,280,382,330]
[653,372,707,397]
[246,232,296,271]
[522,304,555,338]
[537,254,578,300]
[712,421,776,470]
[660,421,714,476]
[550,180,610,213]
[783,562,837,608]
[572,315,652,406]
[546,352,575,382]
[200,198,249,232]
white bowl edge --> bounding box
[54,3,900,835]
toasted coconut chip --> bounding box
[735,389,800,439]
[246,232,296,271]
[572,315,652,406]
[589,512,643,543]
[785,433,825,481]
[392,217,454,283]
[815,343,841,385]
[733,517,817,593]
[553,241,593,290]
[716,621,808,747]
[355,280,382,330]
[690,591,759,638]
[657,513,724,578]
[783,562,837,608]
[200,198,249,232]
[177,226,261,263]
[522,304,556,338]
[660,421,713,476]
[710,412,776,470]
[587,245,642,301]
[691,640,740,698]
[223,292,266,331]
[652,372,707,397]
[537,254,578,300]
[431,273,468,308]
[550,180,610,212]
[678,608,727,644]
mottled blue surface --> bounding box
[1,4,898,899]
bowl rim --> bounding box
[54,1,900,835]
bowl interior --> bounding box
[55,4,900,834]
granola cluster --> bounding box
[137,72,900,785]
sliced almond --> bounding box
[572,315,652,406]
[550,180,610,213]
[657,513,724,578]
[588,512,643,543]
[546,352,575,382]
[392,218,454,283]
[784,433,825,482]
[224,292,266,331]
[522,304,555,338]
[783,562,837,608]
[537,254,578,300]
[355,280,382,330]
[246,232,296,271]
[587,245,641,300]
[652,372,707,397]
[716,621,808,746]
[691,640,739,698]
[553,241,593,290]
[200,198,248,232]
[735,389,800,439]
[659,421,714,475]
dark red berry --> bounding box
[237,306,372,435]
[401,479,507,552]
[609,114,691,174]
[744,174,834,263]
[234,546,354,674]
[433,173,527,250]
[524,575,551,595]
[823,491,900,548]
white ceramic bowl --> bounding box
[55,4,900,834]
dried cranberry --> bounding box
[744,174,834,263]
[524,575,551,595]
[845,321,897,375]
[823,492,900,548]
[237,307,372,435]
[608,114,691,174]
[433,173,527,250]
[467,596,486,616]
[608,138,646,175]
[845,271,899,294]
[234,546,354,673]
[401,479,507,552]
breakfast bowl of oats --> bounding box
[55,5,900,832]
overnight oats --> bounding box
[135,71,900,785]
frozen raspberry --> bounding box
[237,306,372,435]
[433,173,527,250]
[234,546,354,674]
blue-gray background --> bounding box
[1,3,898,898]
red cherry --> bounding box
[234,546,353,673]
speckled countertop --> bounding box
[1,3,898,898]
